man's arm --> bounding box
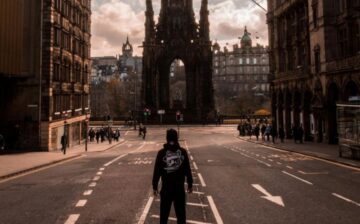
[152,151,162,194]
[184,150,193,192]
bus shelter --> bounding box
[337,103,360,160]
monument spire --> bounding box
[145,0,155,43]
[199,0,210,42]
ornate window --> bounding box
[314,45,321,74]
[312,0,318,28]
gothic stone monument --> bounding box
[142,0,215,122]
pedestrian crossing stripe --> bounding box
[150,215,212,224]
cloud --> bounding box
[91,0,268,57]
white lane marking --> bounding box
[83,190,93,196]
[151,215,212,224]
[99,167,105,171]
[96,172,103,175]
[89,182,97,187]
[193,191,205,195]
[198,173,206,187]
[75,200,87,207]
[125,131,129,136]
[64,214,80,224]
[262,156,266,159]
[93,176,100,181]
[186,183,200,186]
[268,159,274,162]
[298,171,329,175]
[127,144,133,148]
[252,184,285,207]
[240,139,360,172]
[256,154,260,157]
[282,171,313,185]
[187,202,209,207]
[207,196,224,224]
[190,155,194,161]
[277,162,282,165]
[332,193,360,207]
[137,196,154,224]
[244,154,272,167]
[193,162,199,170]
[286,166,294,170]
[104,154,128,167]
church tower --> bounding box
[142,0,214,122]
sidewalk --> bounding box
[238,136,360,168]
[0,139,125,180]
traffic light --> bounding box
[144,108,151,116]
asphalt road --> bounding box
[0,126,359,224]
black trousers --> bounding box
[160,189,186,224]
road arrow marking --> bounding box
[252,184,285,207]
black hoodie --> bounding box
[152,142,193,192]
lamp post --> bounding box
[85,111,91,152]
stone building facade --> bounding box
[213,27,270,99]
[267,0,360,144]
[0,0,91,151]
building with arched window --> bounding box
[267,0,360,144]
[212,27,271,114]
[0,0,91,151]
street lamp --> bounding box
[85,111,91,152]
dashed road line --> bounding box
[282,171,313,185]
[207,196,224,224]
[104,154,128,167]
[64,214,80,224]
[96,172,103,175]
[193,191,205,195]
[75,200,87,207]
[93,176,100,181]
[286,166,293,170]
[198,173,206,187]
[89,182,96,187]
[332,193,360,207]
[187,202,209,207]
[99,167,105,171]
[193,162,199,170]
[277,162,282,165]
[83,190,93,196]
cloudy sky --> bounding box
[91,0,268,57]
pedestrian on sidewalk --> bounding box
[61,134,67,155]
[271,125,277,144]
[89,128,95,142]
[254,124,260,141]
[265,124,271,141]
[0,134,5,151]
[292,125,298,143]
[107,127,113,144]
[152,129,193,224]
[298,124,304,144]
[261,124,266,141]
[279,126,285,143]
[95,129,100,143]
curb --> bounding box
[238,137,360,169]
[0,154,82,181]
[0,140,126,181]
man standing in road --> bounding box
[152,129,193,224]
